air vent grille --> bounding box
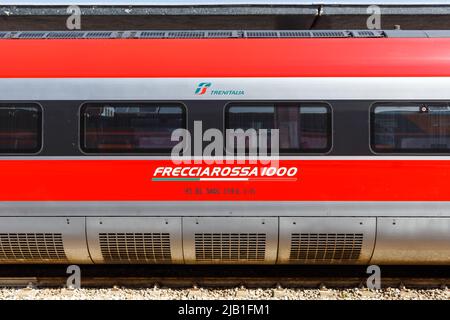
[99,233,172,263]
[139,31,166,38]
[311,31,349,38]
[195,233,266,262]
[15,32,48,39]
[246,31,278,38]
[85,31,115,39]
[0,30,389,40]
[352,30,384,38]
[167,31,204,38]
[279,31,311,38]
[0,233,67,262]
[289,233,363,263]
[46,31,86,39]
[207,31,235,38]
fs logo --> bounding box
[195,82,211,95]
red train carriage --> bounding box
[0,30,449,264]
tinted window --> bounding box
[372,103,450,153]
[0,104,42,153]
[81,103,185,153]
[226,103,331,153]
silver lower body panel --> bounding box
[0,201,449,265]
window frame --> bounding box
[370,101,450,154]
[224,101,333,155]
[0,102,43,155]
[79,101,187,154]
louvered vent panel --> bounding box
[279,31,311,38]
[353,30,384,38]
[99,233,172,263]
[0,233,67,262]
[195,233,266,262]
[246,31,278,38]
[206,31,234,38]
[167,31,205,38]
[289,233,363,263]
[138,31,166,38]
[16,32,48,39]
[0,32,9,39]
[85,31,115,39]
[46,31,86,39]
[311,31,349,38]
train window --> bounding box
[371,103,450,153]
[0,104,42,153]
[81,103,186,153]
[225,103,331,153]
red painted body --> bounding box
[1,38,450,202]
[0,38,450,78]
[0,160,447,201]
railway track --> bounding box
[0,265,448,289]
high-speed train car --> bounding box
[0,29,450,265]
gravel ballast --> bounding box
[0,287,448,300]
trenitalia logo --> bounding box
[195,82,211,95]
[195,82,245,96]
